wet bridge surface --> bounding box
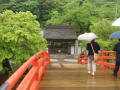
[39,63,120,90]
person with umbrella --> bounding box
[86,39,100,76]
[78,33,100,76]
[109,31,120,77]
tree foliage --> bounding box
[0,0,51,27]
[0,0,120,29]
[90,19,120,51]
[46,0,115,35]
[46,0,120,33]
[0,10,47,70]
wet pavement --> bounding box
[39,63,120,90]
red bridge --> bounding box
[0,51,120,90]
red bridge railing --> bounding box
[0,51,50,90]
[101,51,116,68]
[78,51,116,69]
[78,54,88,64]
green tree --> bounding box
[46,0,103,35]
[0,10,47,70]
[90,19,120,50]
[0,0,55,27]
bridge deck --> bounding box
[39,63,120,90]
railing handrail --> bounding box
[0,51,50,90]
[78,51,116,68]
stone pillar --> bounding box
[75,40,78,55]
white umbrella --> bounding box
[112,17,120,26]
[78,32,98,41]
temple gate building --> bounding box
[43,26,79,55]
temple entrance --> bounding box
[43,26,77,55]
[48,41,74,54]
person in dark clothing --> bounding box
[113,39,120,77]
[86,39,100,76]
[0,59,12,85]
[2,58,12,73]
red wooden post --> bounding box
[78,55,82,64]
[84,55,88,64]
[101,51,106,69]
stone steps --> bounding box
[50,54,78,64]
[50,54,78,59]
